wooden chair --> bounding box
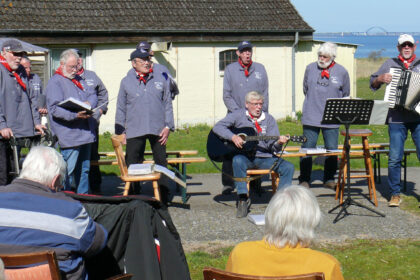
[111,134,161,198]
[0,250,61,280]
[203,267,325,280]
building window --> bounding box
[219,49,238,71]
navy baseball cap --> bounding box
[237,41,253,51]
[136,41,151,51]
[129,48,151,61]
[2,39,26,53]
[74,48,83,56]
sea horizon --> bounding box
[313,33,419,58]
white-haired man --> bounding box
[46,49,98,194]
[226,185,344,280]
[221,40,269,195]
[299,42,350,189]
[0,146,107,280]
[213,91,294,218]
[0,39,44,185]
[74,49,109,195]
[370,34,420,207]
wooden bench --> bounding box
[370,148,417,192]
[92,151,206,203]
[279,146,416,193]
[246,169,279,195]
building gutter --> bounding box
[291,31,299,119]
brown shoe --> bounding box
[388,195,401,207]
[299,181,310,188]
[324,180,336,189]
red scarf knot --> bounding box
[398,54,416,69]
[250,113,262,133]
[55,67,84,90]
[137,68,153,84]
[238,59,253,77]
[0,55,27,91]
[321,61,336,79]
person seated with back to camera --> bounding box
[226,185,344,280]
[212,91,294,218]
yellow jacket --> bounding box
[226,240,344,280]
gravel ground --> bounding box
[103,168,420,251]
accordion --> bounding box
[384,67,420,114]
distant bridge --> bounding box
[316,26,420,36]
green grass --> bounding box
[186,240,420,280]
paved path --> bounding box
[102,168,420,250]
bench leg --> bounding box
[181,163,188,203]
[153,181,161,201]
[123,182,131,196]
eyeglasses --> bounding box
[65,64,78,70]
[135,58,151,64]
[248,102,263,107]
[318,54,330,59]
[400,42,414,48]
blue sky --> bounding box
[290,0,420,33]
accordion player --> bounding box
[384,67,420,114]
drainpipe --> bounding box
[291,32,299,119]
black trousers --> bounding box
[126,135,169,200]
[0,140,12,186]
[89,127,102,193]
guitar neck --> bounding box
[244,136,280,141]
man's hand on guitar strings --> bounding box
[231,134,244,149]
[277,135,289,145]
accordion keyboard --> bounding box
[384,67,403,108]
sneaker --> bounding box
[324,180,336,189]
[388,195,401,207]
[222,185,234,195]
[299,181,310,188]
[236,199,249,218]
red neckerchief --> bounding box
[55,67,84,90]
[398,54,416,69]
[76,67,84,76]
[0,55,27,91]
[321,61,335,79]
[238,59,253,77]
[136,68,153,84]
[249,113,262,133]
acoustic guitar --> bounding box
[207,127,306,162]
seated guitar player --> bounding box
[212,91,295,218]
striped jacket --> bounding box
[0,179,107,279]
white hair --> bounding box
[318,41,337,60]
[59,49,79,64]
[19,146,66,187]
[264,185,322,248]
[245,91,264,103]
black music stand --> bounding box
[321,99,385,223]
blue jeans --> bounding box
[232,155,295,195]
[61,143,92,194]
[388,123,420,195]
[299,125,339,183]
